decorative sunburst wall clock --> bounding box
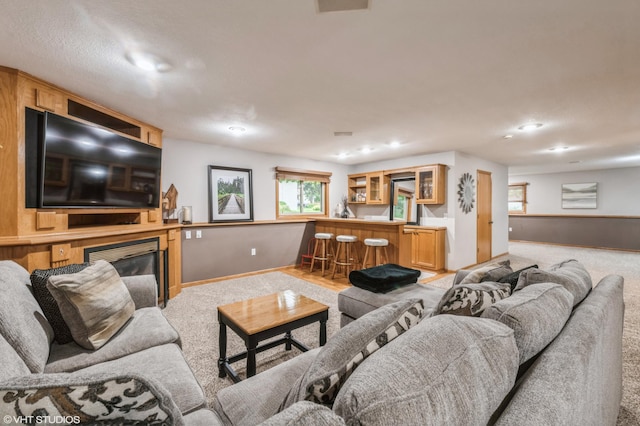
[457,173,475,214]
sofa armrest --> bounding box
[0,372,183,425]
[214,348,320,425]
[122,275,158,309]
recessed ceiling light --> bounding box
[337,152,349,159]
[503,134,514,139]
[228,126,246,133]
[125,51,172,73]
[361,147,372,154]
[518,123,543,132]
[389,141,401,148]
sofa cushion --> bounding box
[348,263,421,293]
[0,332,30,381]
[515,259,592,306]
[459,260,512,284]
[435,282,511,316]
[338,284,445,321]
[46,307,181,373]
[281,299,425,409]
[30,263,91,344]
[46,260,135,350]
[0,261,54,373]
[260,401,346,426]
[333,315,519,425]
[75,343,206,415]
[0,372,183,425]
[497,264,539,291]
[481,283,574,364]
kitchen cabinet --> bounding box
[415,164,446,204]
[407,227,446,271]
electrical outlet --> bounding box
[251,248,256,256]
[185,230,192,239]
[509,227,513,232]
[196,230,202,239]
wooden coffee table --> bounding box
[217,290,329,382]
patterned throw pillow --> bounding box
[0,375,180,424]
[459,260,512,284]
[435,282,512,316]
[30,263,91,344]
[46,260,135,350]
[280,299,425,410]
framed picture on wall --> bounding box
[561,182,597,209]
[208,165,254,222]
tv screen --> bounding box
[40,112,162,208]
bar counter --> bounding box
[313,217,412,266]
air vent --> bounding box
[317,0,369,13]
[334,131,353,136]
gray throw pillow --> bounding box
[46,260,135,350]
[435,282,511,316]
[280,298,425,409]
[459,260,512,284]
[514,259,592,307]
[481,283,574,363]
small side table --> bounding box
[217,290,329,382]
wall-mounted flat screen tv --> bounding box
[40,112,162,208]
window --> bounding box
[508,183,527,214]
[275,167,331,218]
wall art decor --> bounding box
[457,172,475,214]
[208,165,254,222]
[561,182,597,209]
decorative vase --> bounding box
[341,206,349,218]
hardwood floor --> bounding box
[281,263,452,292]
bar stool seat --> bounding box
[332,235,359,279]
[310,233,334,276]
[362,238,389,268]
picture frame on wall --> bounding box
[561,182,597,209]
[208,165,254,222]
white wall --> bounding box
[509,167,640,215]
[162,138,349,223]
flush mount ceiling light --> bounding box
[503,134,514,139]
[228,126,246,133]
[518,122,543,132]
[361,147,372,154]
[125,51,172,73]
[389,140,401,148]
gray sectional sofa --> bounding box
[0,260,219,425]
[212,259,625,425]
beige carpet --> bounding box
[162,272,341,407]
[164,241,639,424]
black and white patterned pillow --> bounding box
[0,375,180,425]
[436,282,511,316]
[30,263,90,344]
[305,300,425,405]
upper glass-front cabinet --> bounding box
[415,165,446,204]
[366,172,389,204]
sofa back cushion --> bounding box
[46,260,135,350]
[515,259,591,307]
[481,283,574,364]
[0,261,54,373]
[280,299,425,409]
[0,331,30,381]
[333,315,519,425]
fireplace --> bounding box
[84,237,168,307]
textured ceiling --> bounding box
[1,0,639,174]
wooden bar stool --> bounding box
[362,238,389,268]
[310,233,334,276]
[331,235,360,279]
